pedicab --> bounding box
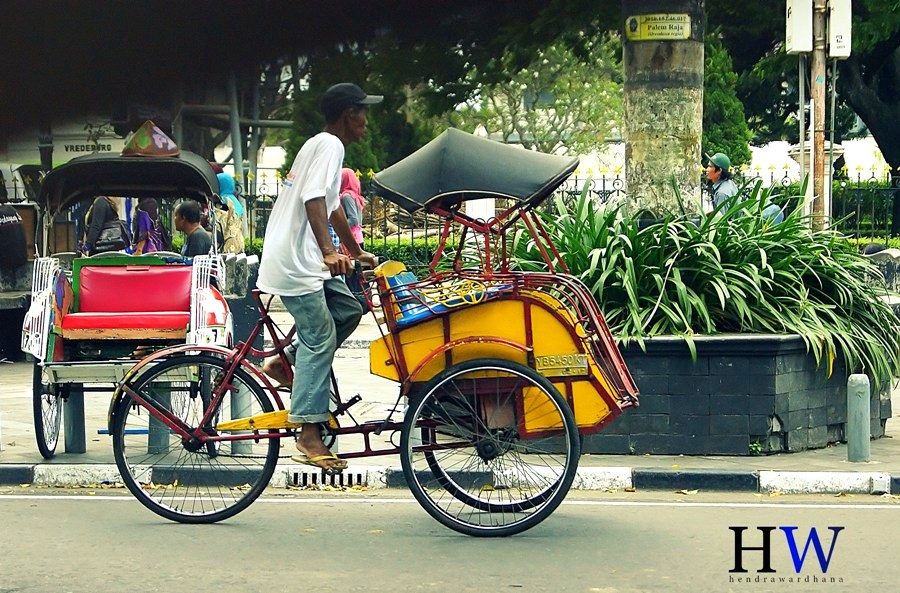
[20,149,232,458]
[107,128,639,537]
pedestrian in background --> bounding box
[0,189,26,271]
[705,152,739,210]
[215,172,245,254]
[0,187,27,361]
[339,167,370,312]
[174,200,212,257]
[82,196,129,255]
[132,198,167,255]
[339,168,366,250]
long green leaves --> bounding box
[513,183,900,388]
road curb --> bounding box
[632,469,759,492]
[758,470,892,494]
[0,465,34,485]
[3,463,899,495]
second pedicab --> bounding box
[107,128,640,536]
[20,146,232,458]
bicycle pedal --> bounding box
[333,394,362,416]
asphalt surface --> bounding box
[1,488,898,592]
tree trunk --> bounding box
[622,0,705,216]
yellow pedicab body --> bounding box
[369,263,629,435]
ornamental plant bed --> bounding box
[513,183,900,455]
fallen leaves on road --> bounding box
[674,489,699,495]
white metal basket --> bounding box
[188,255,231,346]
[20,258,60,362]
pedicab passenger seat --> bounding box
[375,261,507,327]
[59,258,193,340]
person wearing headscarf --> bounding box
[133,198,167,254]
[339,168,365,249]
[215,172,245,253]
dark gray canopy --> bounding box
[38,151,219,216]
[371,128,579,214]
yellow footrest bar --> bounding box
[216,410,339,431]
[216,410,300,431]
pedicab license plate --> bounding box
[535,354,589,377]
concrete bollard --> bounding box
[847,374,871,463]
[230,382,252,455]
[148,389,171,455]
[63,385,86,454]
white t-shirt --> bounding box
[257,132,344,296]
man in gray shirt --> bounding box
[174,200,212,257]
[706,152,739,209]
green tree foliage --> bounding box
[708,0,900,171]
[448,33,624,155]
[279,45,432,177]
[703,33,752,167]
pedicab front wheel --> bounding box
[111,353,281,523]
[400,358,580,537]
[33,363,62,460]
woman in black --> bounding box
[82,196,119,255]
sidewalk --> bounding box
[2,311,899,495]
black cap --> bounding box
[320,83,383,120]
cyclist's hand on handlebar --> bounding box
[357,250,378,270]
[323,251,352,277]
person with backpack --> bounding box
[82,196,130,255]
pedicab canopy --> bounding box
[371,128,579,214]
[38,123,219,218]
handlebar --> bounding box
[320,257,378,273]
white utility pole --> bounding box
[786,0,851,231]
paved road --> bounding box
[1,488,898,592]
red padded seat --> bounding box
[61,264,194,339]
[62,311,190,331]
[78,265,192,312]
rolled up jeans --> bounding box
[280,277,362,424]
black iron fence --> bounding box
[735,168,900,240]
[241,167,900,251]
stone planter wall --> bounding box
[584,334,892,456]
[222,254,263,350]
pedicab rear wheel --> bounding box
[401,358,580,537]
[33,363,62,459]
